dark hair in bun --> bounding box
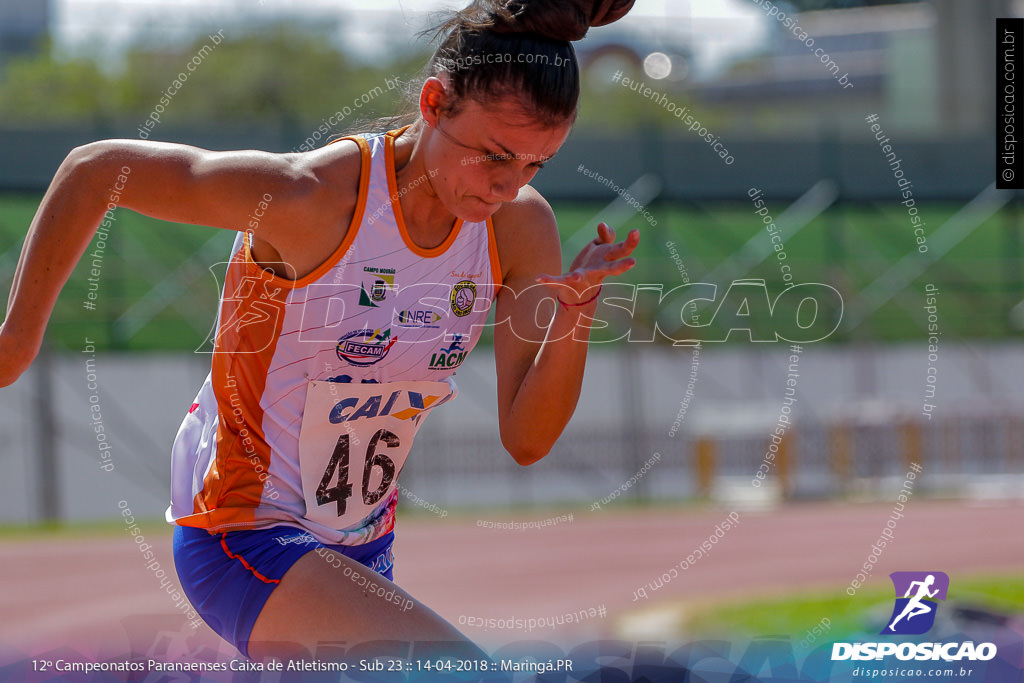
[488,0,637,41]
[427,0,635,126]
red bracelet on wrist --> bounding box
[557,284,603,310]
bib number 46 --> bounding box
[316,429,399,516]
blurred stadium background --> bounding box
[1,0,1023,672]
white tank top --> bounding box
[167,127,501,545]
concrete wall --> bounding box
[2,342,1021,524]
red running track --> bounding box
[0,500,1021,661]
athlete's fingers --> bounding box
[537,270,583,283]
[602,231,640,261]
[536,271,587,286]
[570,224,628,272]
[535,273,568,285]
[575,242,631,270]
[605,257,637,276]
[604,229,640,257]
[538,256,636,289]
[584,258,636,280]
[604,256,636,275]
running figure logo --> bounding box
[440,334,466,355]
[882,571,949,635]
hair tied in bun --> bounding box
[589,0,637,28]
[491,0,637,42]
[418,0,637,126]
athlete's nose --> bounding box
[489,167,521,203]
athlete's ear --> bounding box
[419,74,450,128]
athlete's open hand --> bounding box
[536,223,639,304]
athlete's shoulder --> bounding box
[494,184,555,231]
[492,184,561,280]
[285,136,366,207]
[266,137,367,245]
[247,137,368,276]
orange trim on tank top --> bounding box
[241,135,372,290]
[485,216,504,289]
[384,127,465,258]
[220,533,281,585]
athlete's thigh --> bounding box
[247,547,482,661]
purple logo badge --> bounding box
[882,571,949,635]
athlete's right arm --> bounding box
[0,138,344,387]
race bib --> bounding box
[298,379,456,531]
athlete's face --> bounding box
[422,88,572,222]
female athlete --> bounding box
[0,0,639,661]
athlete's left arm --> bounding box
[492,188,639,465]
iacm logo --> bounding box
[429,334,468,370]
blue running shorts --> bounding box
[172,525,395,657]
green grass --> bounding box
[2,192,1021,351]
[681,573,1024,642]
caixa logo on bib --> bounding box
[831,571,998,663]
